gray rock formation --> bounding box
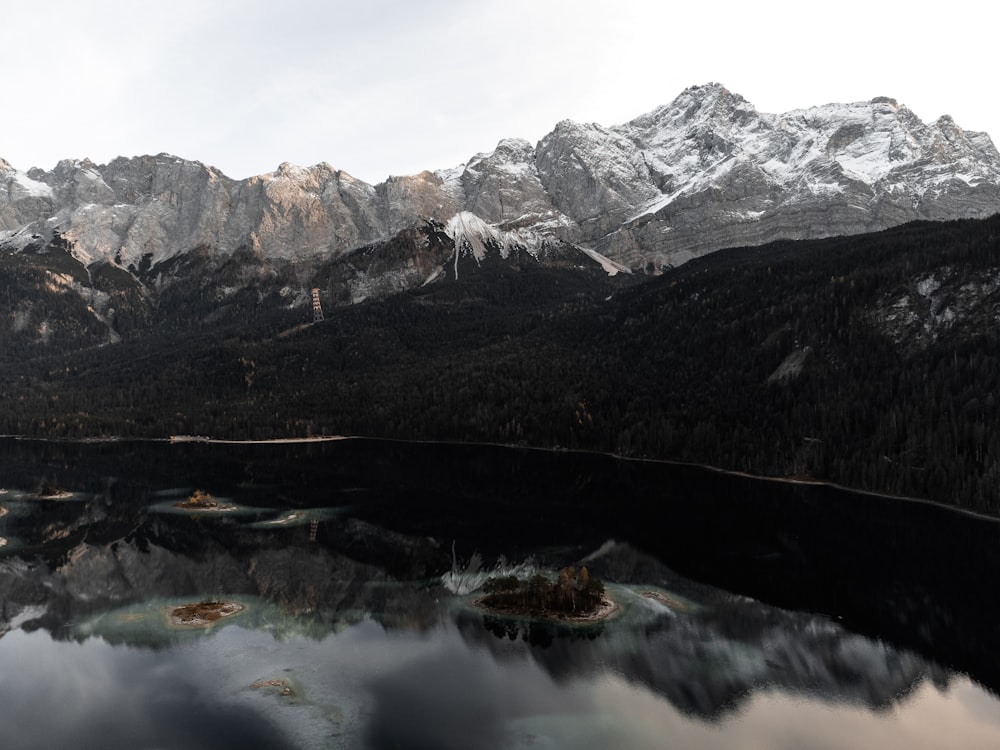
[1,83,998,292]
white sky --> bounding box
[3,0,997,185]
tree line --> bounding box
[2,215,1000,513]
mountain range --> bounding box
[2,82,999,318]
[2,84,1000,513]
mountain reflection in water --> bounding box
[0,437,999,749]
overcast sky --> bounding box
[3,0,997,184]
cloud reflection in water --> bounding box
[0,629,295,750]
[360,623,1000,750]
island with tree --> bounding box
[174,489,236,513]
[475,566,617,622]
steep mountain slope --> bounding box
[2,85,1000,513]
[0,211,624,364]
[536,86,998,264]
[2,84,997,308]
[4,214,1000,514]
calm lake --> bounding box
[1,437,999,749]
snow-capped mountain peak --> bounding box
[1,83,997,291]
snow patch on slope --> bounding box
[11,170,53,199]
[445,211,536,278]
[577,246,632,276]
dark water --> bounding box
[1,438,999,749]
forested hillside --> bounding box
[2,215,999,512]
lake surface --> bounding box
[1,437,999,749]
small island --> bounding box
[168,599,244,627]
[475,566,617,622]
[36,481,73,500]
[250,678,296,698]
[174,489,236,512]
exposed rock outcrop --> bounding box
[1,83,998,294]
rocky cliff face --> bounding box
[2,83,998,298]
[612,89,1000,268]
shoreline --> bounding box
[169,435,346,444]
[3,433,997,525]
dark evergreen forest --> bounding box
[2,215,999,513]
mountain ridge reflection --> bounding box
[1,437,999,749]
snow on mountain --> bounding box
[0,83,997,293]
[584,84,1000,268]
[446,210,527,263]
[459,138,570,231]
[1,159,56,231]
[10,169,53,199]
